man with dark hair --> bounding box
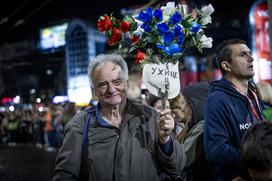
[204,39,265,180]
[240,121,272,181]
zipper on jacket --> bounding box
[113,127,120,181]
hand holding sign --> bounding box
[143,62,180,142]
[142,62,180,101]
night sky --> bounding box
[0,0,256,44]
[0,0,258,99]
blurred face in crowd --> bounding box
[223,44,255,80]
[92,61,127,107]
[153,99,170,113]
[171,94,192,124]
[248,168,272,181]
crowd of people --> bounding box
[1,38,272,181]
[0,102,77,151]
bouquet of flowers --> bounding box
[97,2,214,64]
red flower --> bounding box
[120,21,131,33]
[97,15,112,32]
[130,34,140,44]
[134,50,146,64]
[107,28,122,46]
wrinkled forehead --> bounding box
[94,62,123,79]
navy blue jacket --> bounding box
[204,78,263,181]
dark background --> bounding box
[0,0,257,101]
[0,0,256,43]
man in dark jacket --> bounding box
[204,39,264,181]
[53,54,186,181]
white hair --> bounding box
[88,54,129,87]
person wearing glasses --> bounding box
[53,54,186,181]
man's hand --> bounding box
[157,108,175,144]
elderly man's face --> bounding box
[92,62,127,107]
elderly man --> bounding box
[53,54,185,181]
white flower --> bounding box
[200,4,214,25]
[201,15,212,25]
[132,15,143,27]
[133,29,143,37]
[178,4,188,17]
[161,2,176,17]
[201,4,214,16]
[200,35,213,48]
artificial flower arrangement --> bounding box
[97,2,214,64]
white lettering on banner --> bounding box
[239,123,252,130]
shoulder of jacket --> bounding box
[208,91,228,101]
[134,102,155,116]
[127,100,157,121]
[65,110,89,130]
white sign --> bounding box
[142,62,180,99]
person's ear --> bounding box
[221,61,231,72]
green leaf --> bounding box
[129,22,138,31]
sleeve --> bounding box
[204,96,240,168]
[142,105,186,179]
[52,118,84,181]
[156,135,186,178]
[158,138,173,156]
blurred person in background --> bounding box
[240,121,272,181]
[7,111,19,145]
[170,81,214,181]
[145,92,170,112]
[18,110,33,144]
[54,102,76,147]
[44,104,58,151]
[256,81,272,121]
[0,112,8,143]
[33,110,45,148]
[204,39,265,181]
[53,54,185,181]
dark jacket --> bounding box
[182,81,210,129]
[181,81,214,181]
[53,99,186,181]
[204,78,263,181]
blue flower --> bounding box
[153,9,163,21]
[156,43,166,51]
[141,22,152,32]
[165,43,182,55]
[98,2,214,64]
[178,34,184,46]
[191,22,202,33]
[170,12,182,24]
[174,25,182,36]
[163,32,174,45]
[157,23,169,34]
[136,7,153,22]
